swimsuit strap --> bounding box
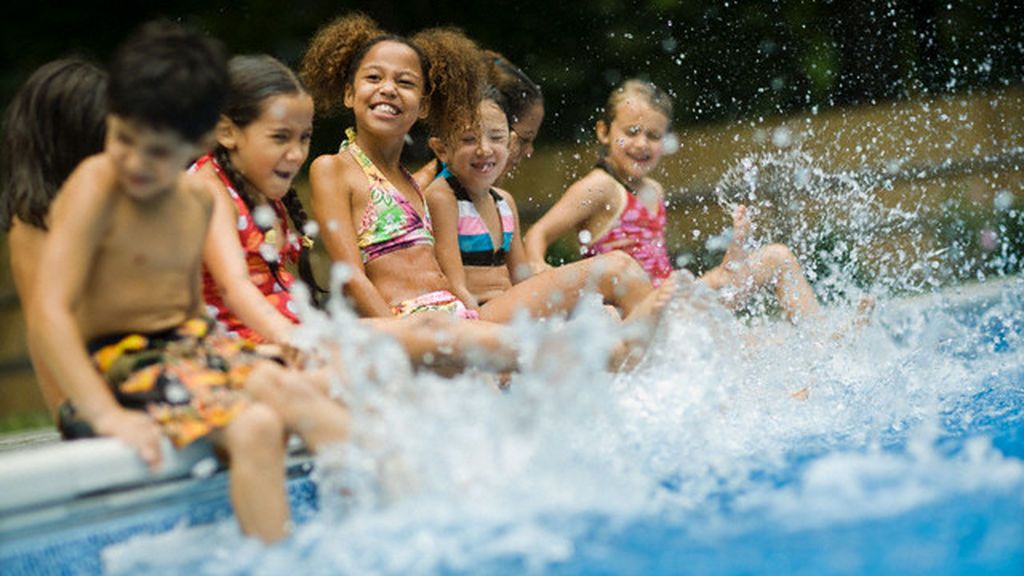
[342,127,389,183]
[446,173,505,208]
[342,127,428,216]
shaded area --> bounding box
[1,0,1022,150]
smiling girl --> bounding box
[525,79,822,323]
[193,55,317,343]
[301,14,485,319]
[425,90,672,327]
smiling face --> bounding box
[344,40,428,138]
[221,93,314,201]
[440,99,510,193]
[106,114,205,201]
[597,97,669,183]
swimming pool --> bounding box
[1,278,1022,575]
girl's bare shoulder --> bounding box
[310,151,365,196]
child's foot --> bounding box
[721,205,752,274]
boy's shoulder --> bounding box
[178,170,215,208]
[53,153,121,210]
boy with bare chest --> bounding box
[28,21,349,543]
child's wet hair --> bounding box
[484,50,542,125]
[214,54,324,303]
[107,19,228,142]
[300,12,485,143]
[0,58,107,231]
[602,79,673,126]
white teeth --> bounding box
[373,103,399,115]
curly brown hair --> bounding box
[411,27,486,142]
[300,13,485,143]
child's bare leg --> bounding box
[701,205,820,323]
[699,204,755,297]
[612,272,680,371]
[246,362,350,451]
[214,402,289,543]
[746,244,821,322]
[480,251,654,323]
[370,314,519,374]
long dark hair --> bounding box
[485,50,542,126]
[1,58,107,231]
[216,54,324,304]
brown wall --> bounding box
[506,87,1024,267]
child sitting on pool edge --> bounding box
[28,20,350,544]
[524,78,823,324]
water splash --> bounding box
[102,168,1024,575]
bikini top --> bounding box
[341,128,434,264]
[192,154,301,341]
[584,158,672,284]
[447,174,515,267]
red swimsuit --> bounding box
[194,154,302,341]
[583,162,673,285]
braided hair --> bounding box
[218,54,325,304]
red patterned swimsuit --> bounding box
[583,161,673,285]
[193,154,302,341]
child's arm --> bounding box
[497,189,532,284]
[523,170,607,267]
[310,155,396,317]
[201,178,296,342]
[425,180,479,309]
[29,158,164,469]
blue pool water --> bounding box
[1,279,1022,575]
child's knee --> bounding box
[605,251,644,278]
[224,403,284,453]
[246,361,287,395]
[761,244,798,270]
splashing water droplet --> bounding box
[191,457,219,479]
[253,205,276,229]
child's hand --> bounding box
[93,408,164,471]
[528,261,553,275]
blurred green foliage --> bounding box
[2,0,1022,158]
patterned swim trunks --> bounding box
[87,318,273,447]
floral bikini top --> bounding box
[341,129,434,264]
[583,159,673,285]
[192,154,302,341]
